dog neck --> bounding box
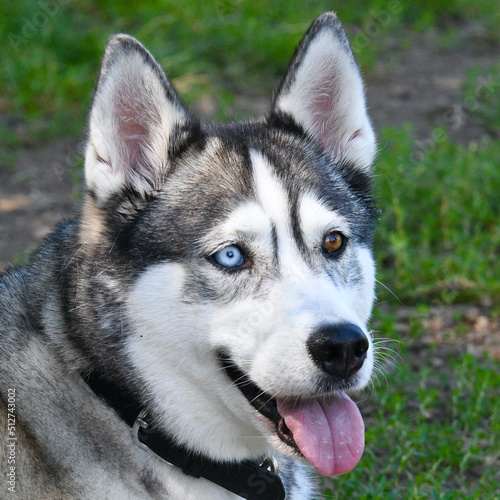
[83,371,285,500]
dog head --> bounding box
[80,12,376,477]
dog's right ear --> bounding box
[85,35,192,204]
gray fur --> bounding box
[1,12,377,499]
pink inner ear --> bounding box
[310,76,342,151]
[118,116,148,169]
[114,84,160,172]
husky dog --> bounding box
[0,12,378,500]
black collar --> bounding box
[84,371,286,500]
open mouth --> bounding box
[218,353,299,452]
[219,352,366,477]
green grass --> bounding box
[463,62,500,138]
[319,309,500,499]
[2,2,498,304]
[1,0,499,153]
[2,3,500,498]
[375,130,500,305]
[322,348,500,499]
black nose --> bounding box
[307,324,369,380]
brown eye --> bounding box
[323,232,345,255]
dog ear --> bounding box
[271,12,376,171]
[85,34,193,204]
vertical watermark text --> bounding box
[5,389,17,494]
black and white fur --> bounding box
[0,12,377,499]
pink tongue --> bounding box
[276,393,364,476]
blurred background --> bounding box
[1,1,499,498]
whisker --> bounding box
[375,278,404,305]
[248,388,276,408]
[373,337,403,346]
[374,346,404,364]
[371,364,390,389]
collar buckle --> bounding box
[261,456,280,475]
[131,409,150,453]
[86,372,285,499]
[132,410,175,468]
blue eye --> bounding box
[213,245,245,269]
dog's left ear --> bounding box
[271,12,376,171]
[85,34,193,204]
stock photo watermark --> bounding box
[399,67,499,169]
[5,388,17,494]
[444,71,499,131]
[9,0,71,53]
[351,0,403,53]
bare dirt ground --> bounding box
[0,138,78,269]
[0,28,498,354]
